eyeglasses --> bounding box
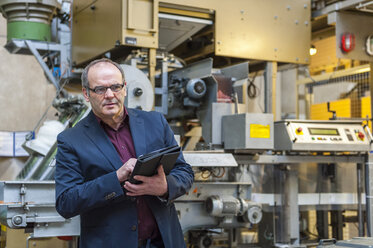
[87,83,125,95]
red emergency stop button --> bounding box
[295,127,303,135]
[358,132,365,141]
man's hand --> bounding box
[116,158,137,183]
[123,165,168,197]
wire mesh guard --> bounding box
[305,70,371,128]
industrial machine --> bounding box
[0,181,79,237]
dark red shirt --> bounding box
[95,109,160,240]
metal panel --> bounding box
[214,0,310,64]
[336,11,373,62]
[158,13,212,51]
[160,0,311,64]
[209,102,245,145]
[274,120,371,152]
[72,0,158,64]
[121,64,154,111]
[72,0,310,64]
[168,57,213,80]
[234,154,365,164]
[183,152,238,167]
[72,0,123,64]
[334,237,373,248]
[127,0,157,32]
[123,0,158,48]
[252,193,367,207]
[222,113,274,150]
[220,62,249,81]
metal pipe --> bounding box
[26,235,32,248]
[22,156,44,180]
[365,154,373,236]
[264,61,277,119]
[357,163,364,236]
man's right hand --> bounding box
[116,158,137,183]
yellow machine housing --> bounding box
[72,0,311,66]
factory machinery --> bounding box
[1,0,373,247]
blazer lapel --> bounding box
[83,111,123,170]
[128,109,146,157]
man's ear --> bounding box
[82,88,90,102]
[123,81,127,97]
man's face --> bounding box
[82,62,126,119]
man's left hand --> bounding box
[124,165,168,197]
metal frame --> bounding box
[5,38,70,90]
[312,0,369,18]
[235,153,370,241]
[155,60,169,114]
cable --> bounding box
[211,167,225,178]
[201,169,212,179]
[247,71,259,99]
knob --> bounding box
[133,87,143,97]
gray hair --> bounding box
[81,58,125,94]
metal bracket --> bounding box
[25,40,59,90]
[155,60,169,114]
[364,124,373,145]
[4,38,71,91]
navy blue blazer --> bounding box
[55,108,194,248]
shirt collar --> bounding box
[94,106,129,130]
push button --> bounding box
[358,132,365,141]
[295,127,303,135]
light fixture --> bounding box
[309,45,317,56]
[366,35,373,56]
[340,32,355,53]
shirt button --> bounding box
[131,225,137,231]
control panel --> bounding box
[274,120,371,152]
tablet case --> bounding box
[129,145,181,184]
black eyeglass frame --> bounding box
[87,83,125,95]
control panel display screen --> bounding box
[308,128,339,136]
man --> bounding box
[55,58,194,248]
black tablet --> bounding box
[128,145,181,184]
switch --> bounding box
[295,127,303,135]
[358,132,365,141]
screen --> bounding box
[308,128,339,136]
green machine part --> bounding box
[7,21,51,41]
